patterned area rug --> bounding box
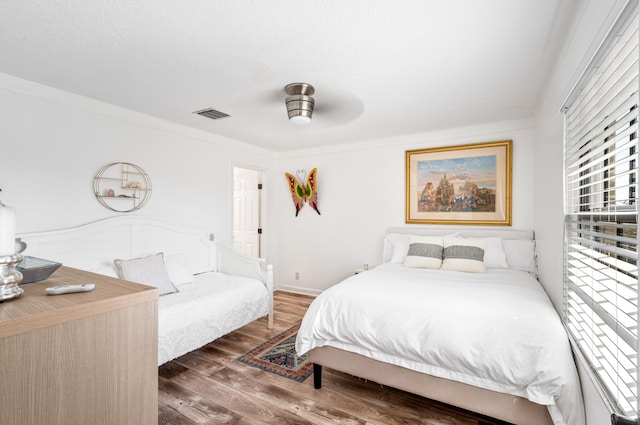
[237,323,312,382]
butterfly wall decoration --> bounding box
[284,167,320,217]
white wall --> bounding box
[273,119,536,294]
[0,72,534,300]
[0,73,277,248]
[533,1,631,424]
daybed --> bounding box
[18,215,273,365]
[296,227,584,425]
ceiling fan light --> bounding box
[289,115,312,125]
[284,83,315,124]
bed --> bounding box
[17,215,274,365]
[295,228,584,425]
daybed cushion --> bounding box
[158,271,269,365]
[114,252,178,295]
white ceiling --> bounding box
[0,1,576,152]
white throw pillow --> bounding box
[114,252,178,296]
[383,232,461,263]
[403,236,444,269]
[483,237,509,269]
[164,253,195,286]
[89,262,119,278]
[441,237,486,273]
[384,233,410,263]
[503,239,537,275]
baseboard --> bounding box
[275,285,322,297]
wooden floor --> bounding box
[158,291,509,425]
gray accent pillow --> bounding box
[444,245,484,261]
[441,237,486,273]
[403,236,444,269]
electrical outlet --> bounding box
[295,272,300,280]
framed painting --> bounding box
[405,140,512,225]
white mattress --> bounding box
[158,271,269,365]
[295,263,584,425]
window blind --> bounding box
[563,2,639,416]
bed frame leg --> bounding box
[313,363,322,389]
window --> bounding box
[563,2,639,416]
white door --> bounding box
[233,167,262,257]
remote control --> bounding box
[45,283,95,295]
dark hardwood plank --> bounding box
[172,369,318,425]
[159,377,246,424]
[158,290,510,425]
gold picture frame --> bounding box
[405,140,512,225]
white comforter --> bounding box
[295,263,584,425]
[158,271,269,365]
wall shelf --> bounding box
[94,162,152,212]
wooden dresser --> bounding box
[0,266,159,425]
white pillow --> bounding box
[446,235,508,269]
[384,233,410,263]
[383,232,460,263]
[403,236,444,269]
[503,239,537,275]
[114,252,178,296]
[441,237,486,273]
[89,262,119,278]
[164,253,195,286]
[483,237,508,269]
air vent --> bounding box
[193,108,230,120]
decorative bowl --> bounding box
[17,256,62,284]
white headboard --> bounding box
[387,227,533,240]
[383,227,537,275]
[17,216,216,274]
